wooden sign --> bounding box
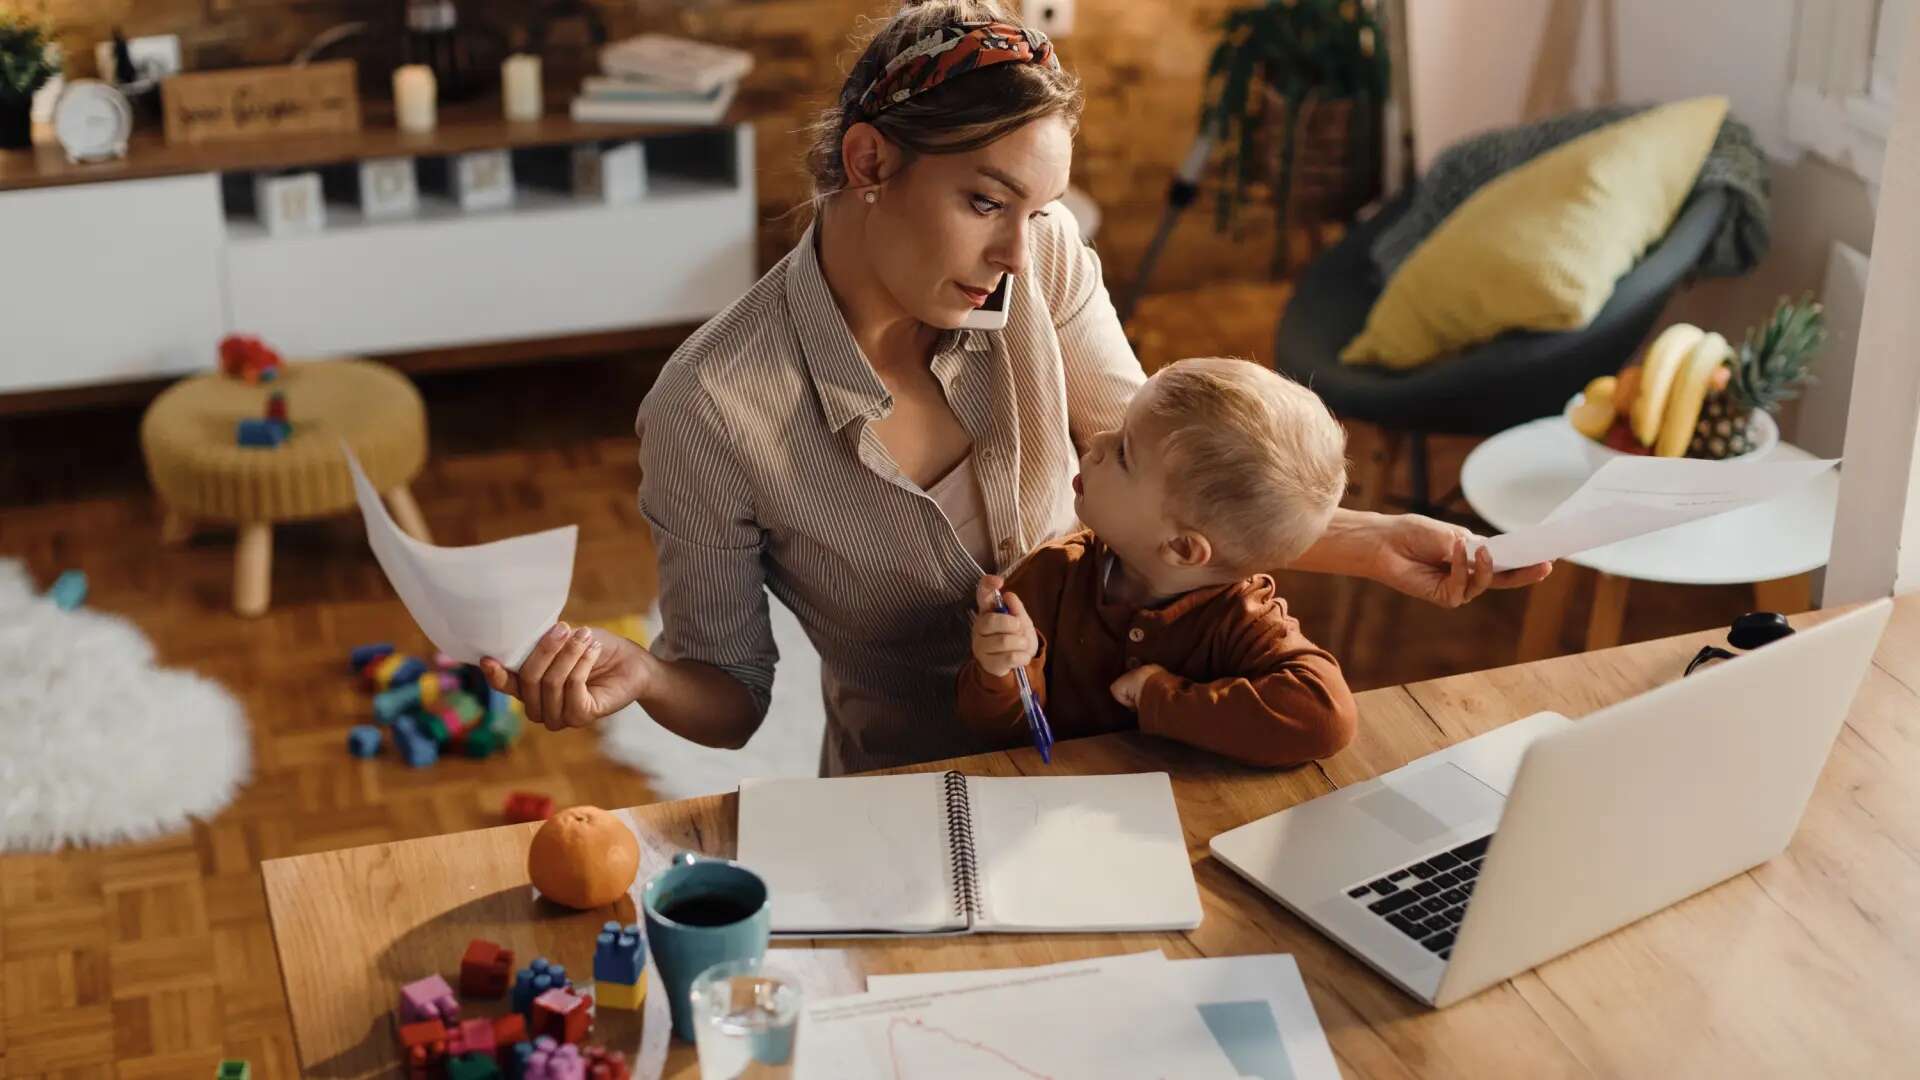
[162,61,361,144]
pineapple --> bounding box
[1687,295,1828,459]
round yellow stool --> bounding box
[139,358,431,616]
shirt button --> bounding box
[982,448,995,462]
[1126,658,1142,670]
[999,538,1015,558]
[1128,628,1145,643]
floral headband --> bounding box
[854,21,1061,120]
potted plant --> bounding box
[0,3,58,150]
[1201,0,1388,274]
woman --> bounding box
[484,2,1549,775]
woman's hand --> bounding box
[480,622,656,731]
[1368,514,1553,607]
[1295,510,1553,607]
[971,576,1039,678]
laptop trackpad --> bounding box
[1356,763,1505,845]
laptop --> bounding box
[1210,599,1892,1008]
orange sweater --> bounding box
[957,530,1358,767]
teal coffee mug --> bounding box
[641,852,772,1041]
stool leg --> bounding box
[1516,562,1578,663]
[1585,572,1631,651]
[384,486,433,544]
[235,523,273,617]
[160,510,196,546]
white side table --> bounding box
[1461,417,1839,660]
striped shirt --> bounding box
[635,206,1143,775]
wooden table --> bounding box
[263,597,1920,1077]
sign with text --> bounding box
[162,61,361,144]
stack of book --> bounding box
[570,34,752,125]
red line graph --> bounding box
[886,1017,1055,1079]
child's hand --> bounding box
[1110,663,1168,710]
[971,575,1038,679]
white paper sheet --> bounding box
[1481,457,1839,571]
[868,953,1339,1080]
[801,953,1242,1080]
[345,446,576,666]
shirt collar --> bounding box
[785,223,989,432]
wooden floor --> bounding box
[0,299,1764,1077]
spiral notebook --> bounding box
[736,771,1203,936]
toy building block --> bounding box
[400,974,460,1024]
[493,1013,528,1054]
[590,977,644,1012]
[350,643,395,670]
[219,335,284,383]
[504,792,554,825]
[450,1017,497,1058]
[236,418,285,448]
[509,1039,537,1080]
[531,986,592,1045]
[448,692,485,725]
[391,656,428,686]
[46,570,86,611]
[266,391,288,422]
[523,1036,584,1080]
[438,704,470,745]
[465,726,504,758]
[449,1053,503,1080]
[398,1018,449,1076]
[347,724,384,758]
[215,1062,250,1080]
[374,681,424,721]
[461,939,515,998]
[365,652,406,690]
[419,712,450,746]
[511,958,570,1013]
[397,728,439,768]
[581,1045,631,1080]
[592,922,644,988]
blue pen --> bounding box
[995,590,1053,764]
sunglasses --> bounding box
[1683,611,1797,676]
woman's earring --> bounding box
[863,189,877,204]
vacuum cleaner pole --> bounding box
[1116,131,1214,326]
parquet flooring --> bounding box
[0,297,1761,1077]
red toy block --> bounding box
[504,791,555,824]
[532,986,593,1045]
[492,1013,528,1061]
[582,1044,632,1080]
[219,334,284,385]
[449,1017,497,1058]
[398,1018,448,1077]
[460,938,515,999]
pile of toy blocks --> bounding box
[395,936,638,1078]
[346,644,525,767]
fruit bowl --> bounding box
[1564,391,1777,473]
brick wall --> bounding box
[43,0,1281,294]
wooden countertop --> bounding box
[262,597,1920,1077]
[0,101,741,194]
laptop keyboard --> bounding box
[1343,834,1492,961]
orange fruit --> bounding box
[527,805,639,910]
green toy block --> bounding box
[420,712,450,746]
[447,1051,502,1079]
[448,692,485,725]
[464,727,503,758]
[216,1062,250,1080]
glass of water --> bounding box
[688,958,803,1079]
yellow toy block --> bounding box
[594,978,646,1010]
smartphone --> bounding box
[959,274,1012,331]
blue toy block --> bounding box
[45,570,86,611]
[349,643,395,670]
[390,656,429,686]
[510,958,569,1015]
[236,418,285,448]
[592,921,645,987]
[508,1040,534,1080]
[374,681,423,721]
[398,729,438,768]
[347,724,383,758]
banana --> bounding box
[1654,332,1733,457]
[1631,323,1705,447]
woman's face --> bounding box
[863,115,1074,330]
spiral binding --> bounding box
[942,770,982,922]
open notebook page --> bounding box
[737,774,962,934]
[968,772,1203,932]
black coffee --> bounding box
[662,894,755,927]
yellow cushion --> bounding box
[1341,96,1728,369]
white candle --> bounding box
[502,54,543,122]
[393,64,437,134]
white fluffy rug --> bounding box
[600,598,828,801]
[0,560,251,852]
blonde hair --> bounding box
[803,1,1083,203]
[1143,358,1349,571]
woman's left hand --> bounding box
[1368,513,1553,608]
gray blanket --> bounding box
[1369,104,1770,281]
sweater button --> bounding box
[1128,628,1145,643]
[1126,658,1142,670]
